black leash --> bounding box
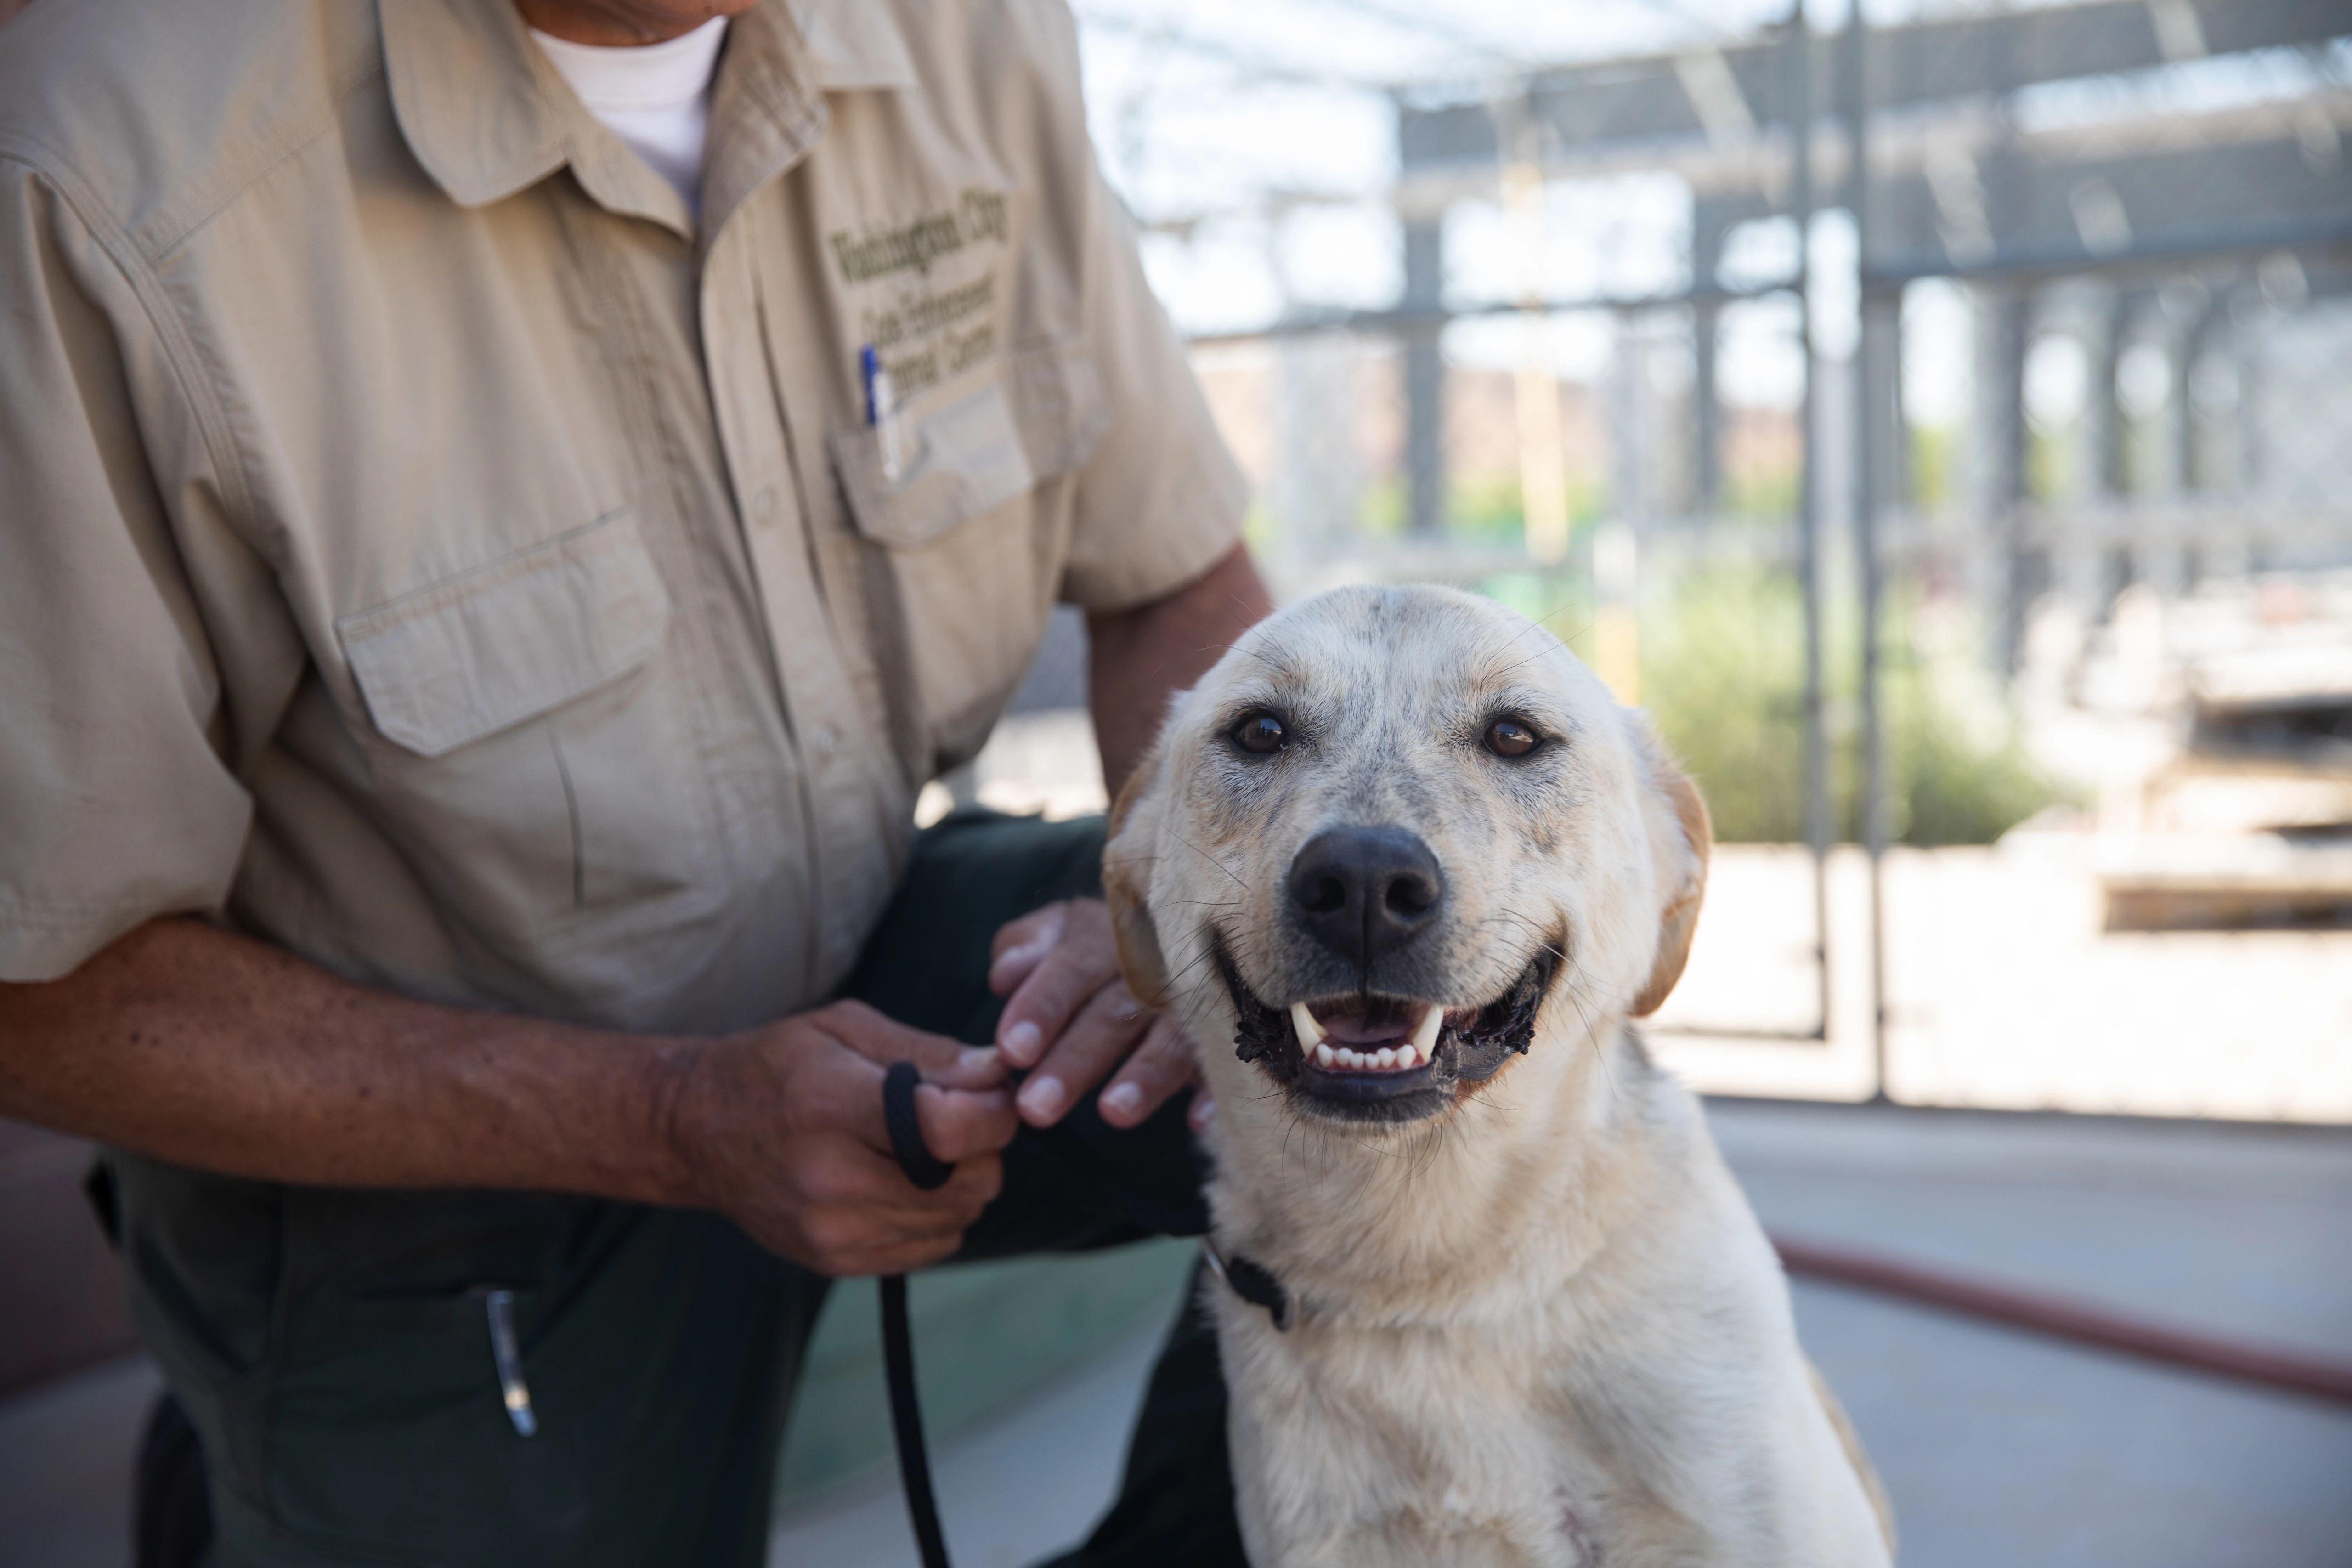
[880,1062,955,1568]
[875,1059,1292,1568]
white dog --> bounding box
[1103,585,1894,1568]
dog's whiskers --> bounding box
[1166,828,1252,894]
[1555,962,1622,1104]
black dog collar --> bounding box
[1204,1239,1295,1331]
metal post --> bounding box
[1596,315,1645,705]
[1505,98,1572,566]
[1403,217,1447,536]
[1790,7,1833,1046]
[1693,299,1722,518]
[1977,285,2032,663]
[1845,0,1891,1101]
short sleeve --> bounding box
[0,162,260,979]
[1055,161,1250,613]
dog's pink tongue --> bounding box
[1309,1001,1419,1047]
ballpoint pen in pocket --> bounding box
[484,1288,537,1437]
[861,343,905,484]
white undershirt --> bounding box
[529,17,729,220]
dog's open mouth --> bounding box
[1290,995,1450,1074]
[1217,947,1559,1123]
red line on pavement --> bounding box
[1771,1232,2352,1408]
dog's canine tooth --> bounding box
[1290,1002,1328,1050]
[1316,1042,1337,1069]
[1409,1003,1444,1059]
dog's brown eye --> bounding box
[1485,719,1539,758]
[1231,712,1287,754]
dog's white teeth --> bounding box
[1410,1003,1445,1058]
[1290,1002,1327,1050]
[1316,1042,1337,1069]
[1341,1048,1366,1069]
[1395,1043,1418,1069]
[1374,1047,1396,1070]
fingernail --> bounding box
[957,1046,999,1074]
[1002,1020,1042,1063]
[1102,1082,1142,1119]
[1018,1075,1064,1121]
[1189,1095,1217,1132]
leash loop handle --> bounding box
[882,1059,955,1191]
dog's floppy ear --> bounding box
[1102,738,1173,1006]
[1627,716,1712,1017]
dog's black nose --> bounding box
[1286,826,1446,967]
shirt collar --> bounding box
[381,0,912,237]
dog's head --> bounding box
[1106,584,1708,1130]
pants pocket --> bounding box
[262,1285,590,1562]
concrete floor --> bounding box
[6,1099,2348,1568]
[1716,1100,2352,1568]
[771,1312,1173,1568]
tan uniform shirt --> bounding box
[0,0,1245,1030]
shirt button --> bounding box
[752,486,777,520]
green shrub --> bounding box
[1632,563,2058,845]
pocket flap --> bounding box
[831,340,1109,552]
[337,511,669,758]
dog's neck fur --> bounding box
[1195,1000,1887,1568]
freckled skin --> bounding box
[1103,586,1894,1568]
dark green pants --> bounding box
[108,811,1243,1568]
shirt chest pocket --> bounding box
[334,511,723,965]
[828,340,1108,772]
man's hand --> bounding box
[668,1002,1018,1276]
[989,899,1202,1132]
[0,920,1079,1281]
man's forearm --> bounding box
[0,917,696,1202]
[1087,543,1273,796]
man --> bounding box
[0,0,1270,1562]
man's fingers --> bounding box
[988,902,1069,1000]
[915,1083,1019,1163]
[788,1144,1001,1252]
[1013,979,1152,1127]
[798,1203,969,1278]
[821,1000,1006,1090]
[830,1153,1001,1276]
[1096,1015,1200,1130]
[828,1234,966,1279]
[937,1148,1004,1211]
[993,899,1118,1068]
